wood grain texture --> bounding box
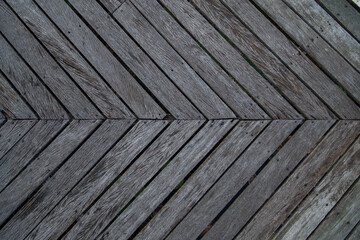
[236,120,360,240]
[6,0,133,119]
[0,120,99,225]
[136,120,268,240]
[0,1,101,119]
[0,120,133,240]
[131,0,269,119]
[64,120,202,240]
[26,120,168,240]
[222,0,360,119]
[159,0,302,119]
[347,221,360,240]
[98,0,125,13]
[35,0,165,119]
[252,0,360,104]
[68,0,203,119]
[192,0,335,119]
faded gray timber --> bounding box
[98,0,125,13]
[347,221,360,240]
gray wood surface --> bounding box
[0,36,68,119]
[274,137,360,240]
[236,120,360,240]
[222,0,360,119]
[6,0,133,119]
[0,120,100,225]
[35,0,165,119]
[64,120,202,239]
[68,0,203,119]
[99,0,125,13]
[135,120,268,240]
[347,221,360,240]
[131,0,269,119]
[167,120,300,240]
[114,2,235,119]
[0,1,101,119]
[26,120,167,240]
[192,0,334,119]
[159,0,302,119]
[252,0,360,104]
[0,120,133,240]
[0,120,36,159]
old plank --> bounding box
[35,0,165,119]
[26,120,168,240]
[130,0,268,119]
[6,0,133,119]
[0,120,134,240]
[99,0,125,13]
[0,120,99,225]
[64,120,202,239]
[68,0,203,119]
[0,1,101,119]
[114,2,235,119]
[167,120,300,240]
[222,0,360,119]
[236,120,360,240]
[252,0,360,104]
[134,120,268,240]
[274,137,360,240]
[0,36,68,119]
[347,221,360,240]
[159,0,301,119]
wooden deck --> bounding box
[0,0,359,239]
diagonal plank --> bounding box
[347,221,360,240]
[99,0,125,13]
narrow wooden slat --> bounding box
[0,36,68,119]
[114,2,235,119]
[35,0,166,119]
[0,1,101,119]
[167,120,300,240]
[274,137,360,240]
[222,0,360,119]
[159,0,302,119]
[98,0,125,13]
[0,120,134,240]
[347,221,360,240]
[68,0,203,119]
[0,72,37,119]
[236,120,360,240]
[6,0,133,119]
[100,120,237,239]
[132,120,268,240]
[252,0,360,104]
[26,120,168,240]
[130,0,269,119]
[0,120,36,159]
[64,120,202,240]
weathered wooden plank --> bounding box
[309,179,360,240]
[236,120,360,240]
[0,36,68,119]
[130,0,269,119]
[274,137,360,240]
[0,120,100,225]
[130,120,268,240]
[35,0,165,119]
[64,120,202,239]
[0,120,133,240]
[167,120,300,240]
[222,0,360,119]
[114,2,235,119]
[0,72,37,119]
[100,120,237,239]
[0,1,101,119]
[99,0,125,13]
[0,120,36,159]
[252,0,360,104]
[26,120,167,240]
[347,221,360,240]
[193,0,335,119]
[159,0,301,119]
[6,0,133,119]
[68,0,203,119]
[284,0,360,71]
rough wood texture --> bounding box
[347,221,360,240]
[99,0,125,13]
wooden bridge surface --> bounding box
[0,0,359,239]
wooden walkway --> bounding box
[0,0,359,239]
